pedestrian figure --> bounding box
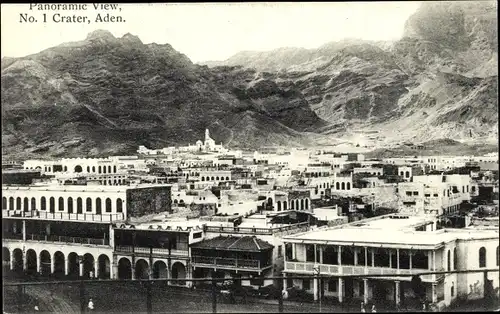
[88,298,94,312]
[371,304,377,313]
[282,289,289,300]
[89,270,94,279]
[361,301,366,313]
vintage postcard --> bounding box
[1,2,498,313]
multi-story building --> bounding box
[397,174,471,216]
[282,214,499,308]
[2,183,172,280]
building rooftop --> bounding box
[191,235,273,252]
[285,214,499,249]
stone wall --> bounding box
[126,186,171,217]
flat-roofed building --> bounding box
[282,214,499,309]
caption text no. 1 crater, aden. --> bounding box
[20,4,126,24]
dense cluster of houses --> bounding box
[2,130,499,310]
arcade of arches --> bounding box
[117,257,188,284]
[2,247,112,279]
[2,195,125,215]
[274,198,310,211]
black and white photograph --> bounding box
[1,2,499,313]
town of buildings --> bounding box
[2,129,499,311]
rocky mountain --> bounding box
[201,1,498,148]
[2,1,497,158]
[1,31,326,158]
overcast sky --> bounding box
[1,2,421,63]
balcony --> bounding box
[4,233,110,246]
[115,245,188,258]
[285,261,443,282]
[192,255,271,272]
[2,210,125,223]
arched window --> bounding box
[74,165,82,173]
[31,197,36,210]
[211,177,214,181]
[86,198,92,212]
[103,166,107,174]
[347,182,351,190]
[113,166,117,173]
[23,197,29,211]
[41,197,46,210]
[201,177,205,181]
[447,250,451,271]
[92,166,96,173]
[336,182,340,190]
[116,198,123,213]
[108,166,111,173]
[106,198,112,213]
[77,198,83,214]
[96,198,102,213]
[16,197,22,210]
[283,201,287,210]
[98,166,102,174]
[87,166,90,173]
[64,166,68,172]
[341,182,345,190]
[226,177,230,181]
[305,199,309,210]
[49,197,55,212]
[277,201,282,211]
[67,197,73,213]
[479,247,486,268]
[2,197,7,210]
[216,177,220,181]
[453,248,457,270]
[58,197,64,211]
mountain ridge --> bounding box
[2,1,498,158]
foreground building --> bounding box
[282,214,499,309]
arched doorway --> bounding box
[2,247,10,272]
[98,254,111,279]
[153,261,168,279]
[171,262,186,286]
[67,253,79,279]
[26,249,37,274]
[12,248,23,272]
[118,258,132,280]
[135,259,150,279]
[83,253,95,278]
[53,251,65,278]
[39,250,51,276]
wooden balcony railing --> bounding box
[2,210,125,222]
[115,245,188,257]
[192,255,268,270]
[285,261,443,282]
[15,233,110,246]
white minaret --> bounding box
[205,129,210,141]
